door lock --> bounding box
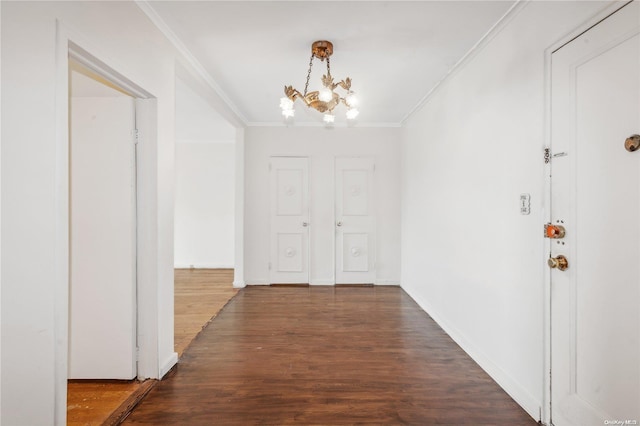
[625,134,640,152]
[544,223,566,239]
[548,255,569,271]
[336,221,343,227]
[302,222,309,227]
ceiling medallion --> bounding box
[280,40,359,124]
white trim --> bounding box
[133,98,160,381]
[176,138,235,145]
[174,264,235,269]
[54,21,71,426]
[55,20,161,424]
[310,279,335,285]
[541,2,631,424]
[400,0,527,125]
[374,280,399,286]
[135,1,247,125]
[232,280,247,289]
[159,352,178,378]
[246,280,270,286]
[403,285,541,422]
[68,44,152,99]
[234,129,245,289]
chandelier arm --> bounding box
[337,78,352,91]
[303,54,314,97]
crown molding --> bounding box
[135,0,248,126]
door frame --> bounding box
[54,22,158,425]
[542,2,632,424]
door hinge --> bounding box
[136,347,140,361]
[544,148,550,164]
[133,129,140,145]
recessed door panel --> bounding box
[277,233,304,272]
[550,3,640,424]
[277,169,303,216]
[342,233,369,272]
[342,170,369,216]
[270,157,309,284]
[336,158,376,284]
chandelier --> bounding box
[280,40,359,124]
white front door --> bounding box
[550,3,640,425]
[69,96,137,379]
[335,157,376,284]
[269,157,310,284]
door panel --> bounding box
[270,157,309,283]
[550,3,640,424]
[335,158,375,284]
[69,96,137,379]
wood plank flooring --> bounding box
[68,380,144,426]
[174,268,238,356]
[67,269,237,425]
[122,286,537,425]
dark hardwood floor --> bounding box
[123,286,537,425]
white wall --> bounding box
[401,1,608,422]
[173,78,236,268]
[174,142,235,268]
[245,126,401,285]
[0,2,242,424]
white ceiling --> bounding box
[144,1,515,126]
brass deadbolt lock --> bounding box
[625,135,640,152]
[548,255,569,271]
[544,224,566,239]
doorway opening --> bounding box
[173,76,238,356]
[60,40,157,425]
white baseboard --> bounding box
[246,279,269,285]
[375,279,400,285]
[159,352,178,379]
[310,279,334,285]
[232,280,246,288]
[402,285,541,422]
[174,263,234,269]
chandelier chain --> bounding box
[303,54,314,97]
[327,55,331,78]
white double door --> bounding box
[269,157,376,284]
[550,2,640,425]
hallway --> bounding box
[122,286,536,425]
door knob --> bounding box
[548,255,569,271]
[302,222,309,227]
[336,221,343,227]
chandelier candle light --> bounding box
[280,40,359,123]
